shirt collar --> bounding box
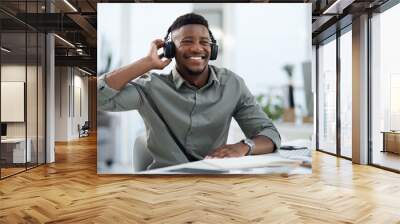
[172,65,220,89]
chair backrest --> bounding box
[82,121,90,129]
[132,133,154,172]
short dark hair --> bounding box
[166,13,210,38]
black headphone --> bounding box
[163,27,218,60]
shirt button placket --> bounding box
[188,91,196,139]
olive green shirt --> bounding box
[98,65,281,169]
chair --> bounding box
[78,121,90,138]
[133,133,154,171]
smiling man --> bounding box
[98,13,281,169]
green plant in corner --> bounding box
[256,94,284,121]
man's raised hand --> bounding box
[147,39,172,70]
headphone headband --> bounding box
[164,26,216,43]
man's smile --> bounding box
[184,55,207,64]
[184,54,206,59]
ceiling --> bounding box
[0,0,392,75]
[1,0,99,74]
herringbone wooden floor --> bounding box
[1,135,400,224]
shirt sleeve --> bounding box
[97,73,146,112]
[233,77,281,150]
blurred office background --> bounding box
[97,3,313,173]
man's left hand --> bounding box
[205,143,249,159]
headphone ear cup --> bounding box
[163,41,175,58]
[210,44,218,60]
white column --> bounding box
[46,33,55,163]
[352,14,369,164]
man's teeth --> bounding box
[189,56,202,60]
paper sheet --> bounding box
[201,154,302,170]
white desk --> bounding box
[97,140,312,175]
[1,138,31,163]
[138,153,311,175]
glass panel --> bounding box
[26,0,38,169]
[27,30,38,169]
[38,32,45,165]
[340,30,352,158]
[318,37,337,154]
[1,30,27,177]
[371,4,400,171]
[0,1,46,178]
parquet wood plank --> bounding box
[0,135,399,223]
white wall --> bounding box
[2,63,46,163]
[55,66,68,141]
[231,4,311,97]
[128,3,193,70]
[72,73,89,138]
[1,65,36,137]
[55,67,89,141]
